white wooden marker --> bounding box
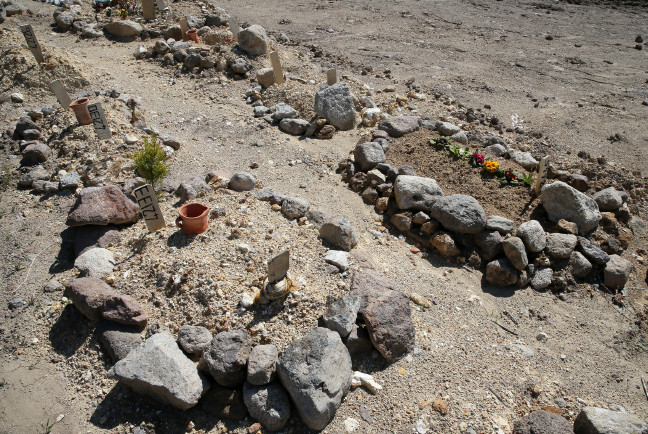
[534,156,549,195]
[49,80,71,109]
[230,17,240,41]
[268,250,289,283]
[155,0,168,11]
[179,17,189,40]
[86,102,111,140]
[18,24,44,63]
[142,0,155,20]
[270,51,285,85]
[326,68,337,86]
[133,184,166,232]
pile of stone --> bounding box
[255,187,358,251]
[339,122,636,291]
[512,407,647,434]
[98,265,414,431]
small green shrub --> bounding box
[128,133,169,189]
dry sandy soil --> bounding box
[0,0,647,433]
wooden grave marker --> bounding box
[49,80,71,109]
[179,17,189,40]
[133,184,166,232]
[18,24,44,63]
[268,250,289,283]
[156,0,169,11]
[270,51,285,85]
[327,68,337,86]
[230,16,240,41]
[86,102,111,140]
[534,156,549,195]
[142,0,155,20]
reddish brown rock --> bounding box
[66,185,139,226]
[102,294,148,326]
[65,277,115,320]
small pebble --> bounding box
[11,93,24,103]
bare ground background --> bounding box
[0,0,647,433]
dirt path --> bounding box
[1,0,647,433]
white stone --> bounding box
[239,293,254,308]
[351,371,382,395]
[324,250,350,271]
[344,417,360,433]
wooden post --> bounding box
[18,24,44,63]
[142,0,155,20]
[268,250,289,283]
[230,16,240,41]
[270,51,284,85]
[86,102,111,140]
[326,68,337,86]
[49,80,71,109]
[133,184,166,232]
[534,156,549,195]
[179,17,189,41]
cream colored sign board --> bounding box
[142,0,155,20]
[327,69,337,85]
[179,17,189,40]
[230,17,240,41]
[18,24,44,63]
[133,184,166,232]
[268,250,289,283]
[535,156,549,195]
[49,80,71,109]
[270,51,284,85]
[87,102,111,140]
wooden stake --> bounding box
[268,250,289,283]
[179,17,189,41]
[534,156,549,195]
[18,24,44,63]
[142,0,155,20]
[326,68,337,85]
[270,51,284,85]
[86,102,111,140]
[155,0,168,11]
[49,80,71,109]
[133,184,166,232]
[230,16,240,41]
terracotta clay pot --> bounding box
[69,98,92,125]
[186,29,199,43]
[176,202,210,234]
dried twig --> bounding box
[12,244,51,295]
[486,383,510,407]
[642,377,648,402]
[490,319,518,336]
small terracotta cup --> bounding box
[186,29,199,43]
[176,202,210,234]
[69,98,92,125]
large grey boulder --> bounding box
[279,118,310,135]
[574,406,648,434]
[512,151,538,171]
[603,254,632,290]
[200,329,251,388]
[429,194,486,234]
[513,410,572,434]
[350,269,415,362]
[74,247,115,279]
[578,237,610,265]
[272,103,298,121]
[95,319,143,363]
[176,176,211,202]
[277,328,351,430]
[281,197,310,219]
[354,142,385,171]
[435,121,461,136]
[229,172,256,191]
[314,83,356,131]
[541,181,601,235]
[474,230,503,261]
[502,236,528,271]
[323,296,361,338]
[19,165,49,187]
[177,325,212,356]
[108,333,209,410]
[531,267,553,290]
[243,382,291,431]
[486,215,515,234]
[485,258,518,287]
[592,187,626,211]
[379,116,421,137]
[516,220,546,253]
[393,175,443,211]
[545,233,577,259]
[104,20,143,38]
[247,345,278,386]
[21,143,50,165]
[237,24,269,56]
[55,11,75,31]
[319,217,357,251]
[66,186,139,226]
[570,251,592,279]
